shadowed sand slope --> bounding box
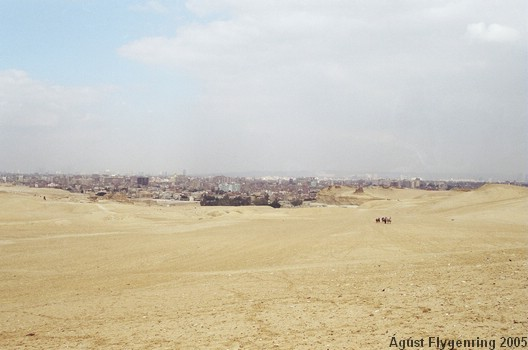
[0,184,526,349]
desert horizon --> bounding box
[1,183,526,349]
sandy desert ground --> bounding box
[0,184,526,349]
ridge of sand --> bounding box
[1,185,526,349]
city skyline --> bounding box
[1,1,526,179]
[2,169,524,183]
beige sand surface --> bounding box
[0,184,527,349]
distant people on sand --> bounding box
[375,217,391,224]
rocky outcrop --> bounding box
[316,186,385,206]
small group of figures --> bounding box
[375,216,391,224]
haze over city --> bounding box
[1,1,526,180]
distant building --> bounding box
[411,178,421,189]
[137,176,149,187]
[219,183,241,192]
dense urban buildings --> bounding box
[2,172,525,207]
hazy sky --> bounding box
[1,1,526,179]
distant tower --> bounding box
[183,169,187,177]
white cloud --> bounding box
[0,70,111,128]
[1,0,517,176]
[129,0,168,14]
[0,70,128,173]
[422,2,469,20]
[115,1,528,176]
[118,2,392,96]
[466,22,521,43]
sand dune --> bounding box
[0,184,526,349]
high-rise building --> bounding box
[137,176,149,186]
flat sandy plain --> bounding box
[0,184,526,349]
